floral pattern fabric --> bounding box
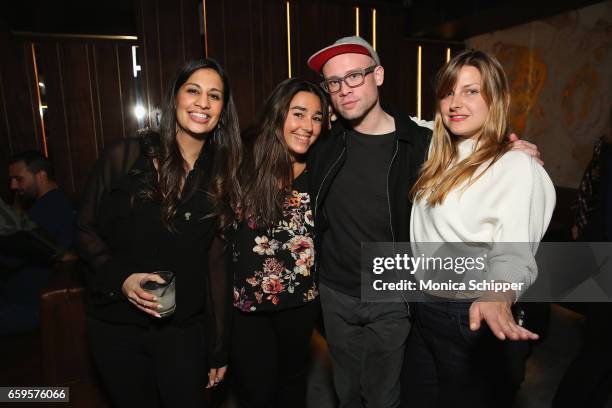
[232,173,317,312]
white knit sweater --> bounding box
[410,138,556,296]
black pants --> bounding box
[320,284,411,408]
[230,300,318,408]
[401,302,528,408]
[87,317,209,408]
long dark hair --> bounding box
[240,78,328,228]
[151,58,242,234]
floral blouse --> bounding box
[232,171,317,312]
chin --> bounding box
[290,146,308,156]
[340,110,364,121]
[449,126,475,138]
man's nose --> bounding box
[338,81,351,96]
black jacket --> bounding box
[307,109,432,270]
[75,135,230,367]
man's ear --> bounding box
[374,65,384,87]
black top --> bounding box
[232,171,317,312]
[75,135,230,367]
[307,108,432,298]
[28,188,75,247]
[320,130,396,297]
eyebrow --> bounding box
[184,83,224,93]
[290,105,323,115]
[461,83,480,88]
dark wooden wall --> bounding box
[205,0,289,128]
[205,0,463,128]
[0,0,204,199]
[136,0,204,123]
[0,30,44,199]
[1,0,462,200]
[34,37,140,196]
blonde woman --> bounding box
[404,50,556,407]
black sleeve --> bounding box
[74,138,143,301]
[205,235,232,368]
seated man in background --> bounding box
[8,150,74,247]
[1,151,75,334]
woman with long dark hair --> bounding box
[75,59,241,407]
[230,78,328,407]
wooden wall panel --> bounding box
[249,0,285,109]
[137,0,204,124]
[377,6,417,117]
[51,42,99,194]
[139,0,164,125]
[91,43,125,146]
[1,0,463,201]
[2,0,202,200]
[203,0,463,127]
[206,0,288,129]
[205,0,228,68]
[37,41,75,194]
[377,6,464,121]
[28,37,140,198]
[0,30,14,200]
[290,0,356,82]
[0,31,44,198]
[420,43,465,120]
[117,44,141,139]
[0,39,42,153]
[221,0,257,125]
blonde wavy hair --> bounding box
[411,49,512,205]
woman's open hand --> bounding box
[469,299,539,341]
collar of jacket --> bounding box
[328,104,419,144]
[127,132,216,178]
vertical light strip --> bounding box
[446,47,451,63]
[30,43,48,157]
[355,7,360,36]
[286,1,292,78]
[372,9,377,50]
[417,46,422,120]
[202,0,209,57]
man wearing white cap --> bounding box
[306,36,540,408]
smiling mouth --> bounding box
[449,115,468,121]
[189,112,211,122]
[293,134,311,144]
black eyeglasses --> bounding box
[320,65,378,94]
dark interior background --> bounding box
[0,0,604,210]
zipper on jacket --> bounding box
[387,139,410,306]
[313,136,346,281]
[314,145,346,219]
[386,140,399,243]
